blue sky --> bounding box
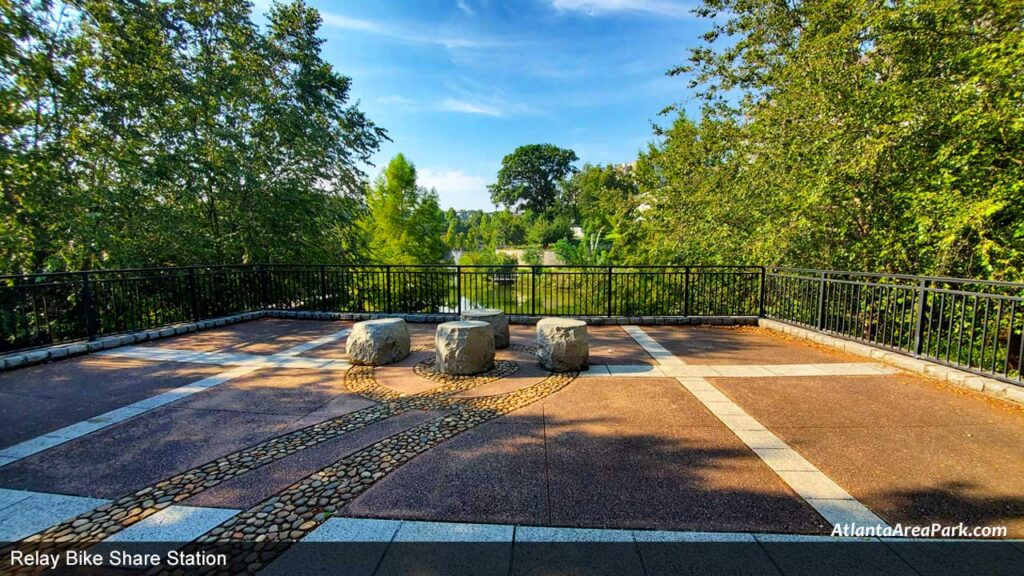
[256,0,712,210]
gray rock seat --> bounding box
[346,318,411,366]
[536,318,589,372]
[435,320,495,375]
[460,308,510,349]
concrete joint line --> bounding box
[0,329,351,468]
[625,325,889,530]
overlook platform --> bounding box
[0,318,1022,574]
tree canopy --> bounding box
[0,0,385,273]
[614,0,1024,278]
[362,154,447,265]
[488,144,578,214]
[3,0,1021,280]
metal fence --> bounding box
[5,263,1021,386]
[764,267,1024,385]
[0,265,761,353]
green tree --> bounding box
[564,163,639,235]
[363,154,447,264]
[554,230,610,266]
[623,0,1024,279]
[488,144,578,214]
[0,0,386,273]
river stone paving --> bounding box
[1,350,533,573]
[162,370,577,576]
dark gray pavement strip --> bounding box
[713,374,1024,537]
[0,358,226,448]
[642,326,860,365]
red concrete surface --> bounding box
[0,356,224,447]
[144,318,350,354]
[641,326,860,365]
[348,377,827,533]
[712,374,1024,537]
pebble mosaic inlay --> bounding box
[1,347,534,573]
[154,369,576,575]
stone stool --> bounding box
[346,318,411,366]
[435,320,495,375]
[536,318,589,372]
[461,308,509,349]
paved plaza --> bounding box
[1,318,1023,574]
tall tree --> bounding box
[0,0,386,273]
[363,154,447,264]
[488,144,578,214]
[623,0,1024,278]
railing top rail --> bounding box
[769,266,1024,290]
[0,264,254,281]
[264,263,762,269]
[1,263,764,280]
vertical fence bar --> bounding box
[455,265,461,315]
[531,266,538,316]
[385,266,392,314]
[257,265,267,309]
[606,266,613,317]
[816,272,827,330]
[80,272,96,340]
[759,267,767,317]
[912,278,928,356]
[319,265,327,310]
[188,268,200,321]
[683,267,690,317]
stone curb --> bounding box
[758,318,1024,406]
[0,310,757,373]
[0,311,266,373]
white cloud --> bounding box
[439,99,505,117]
[456,0,475,15]
[418,168,493,210]
[377,95,419,111]
[319,10,517,49]
[551,0,693,18]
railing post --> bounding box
[257,265,268,309]
[188,268,200,321]
[319,265,327,310]
[531,266,538,317]
[816,272,828,330]
[912,278,928,356]
[683,267,690,317]
[385,266,392,314]
[606,266,613,317]
[759,267,767,317]
[456,265,462,315]
[81,271,97,340]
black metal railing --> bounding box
[0,264,761,353]
[5,262,1021,386]
[765,267,1024,384]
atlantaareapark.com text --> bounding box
[831,523,1008,539]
